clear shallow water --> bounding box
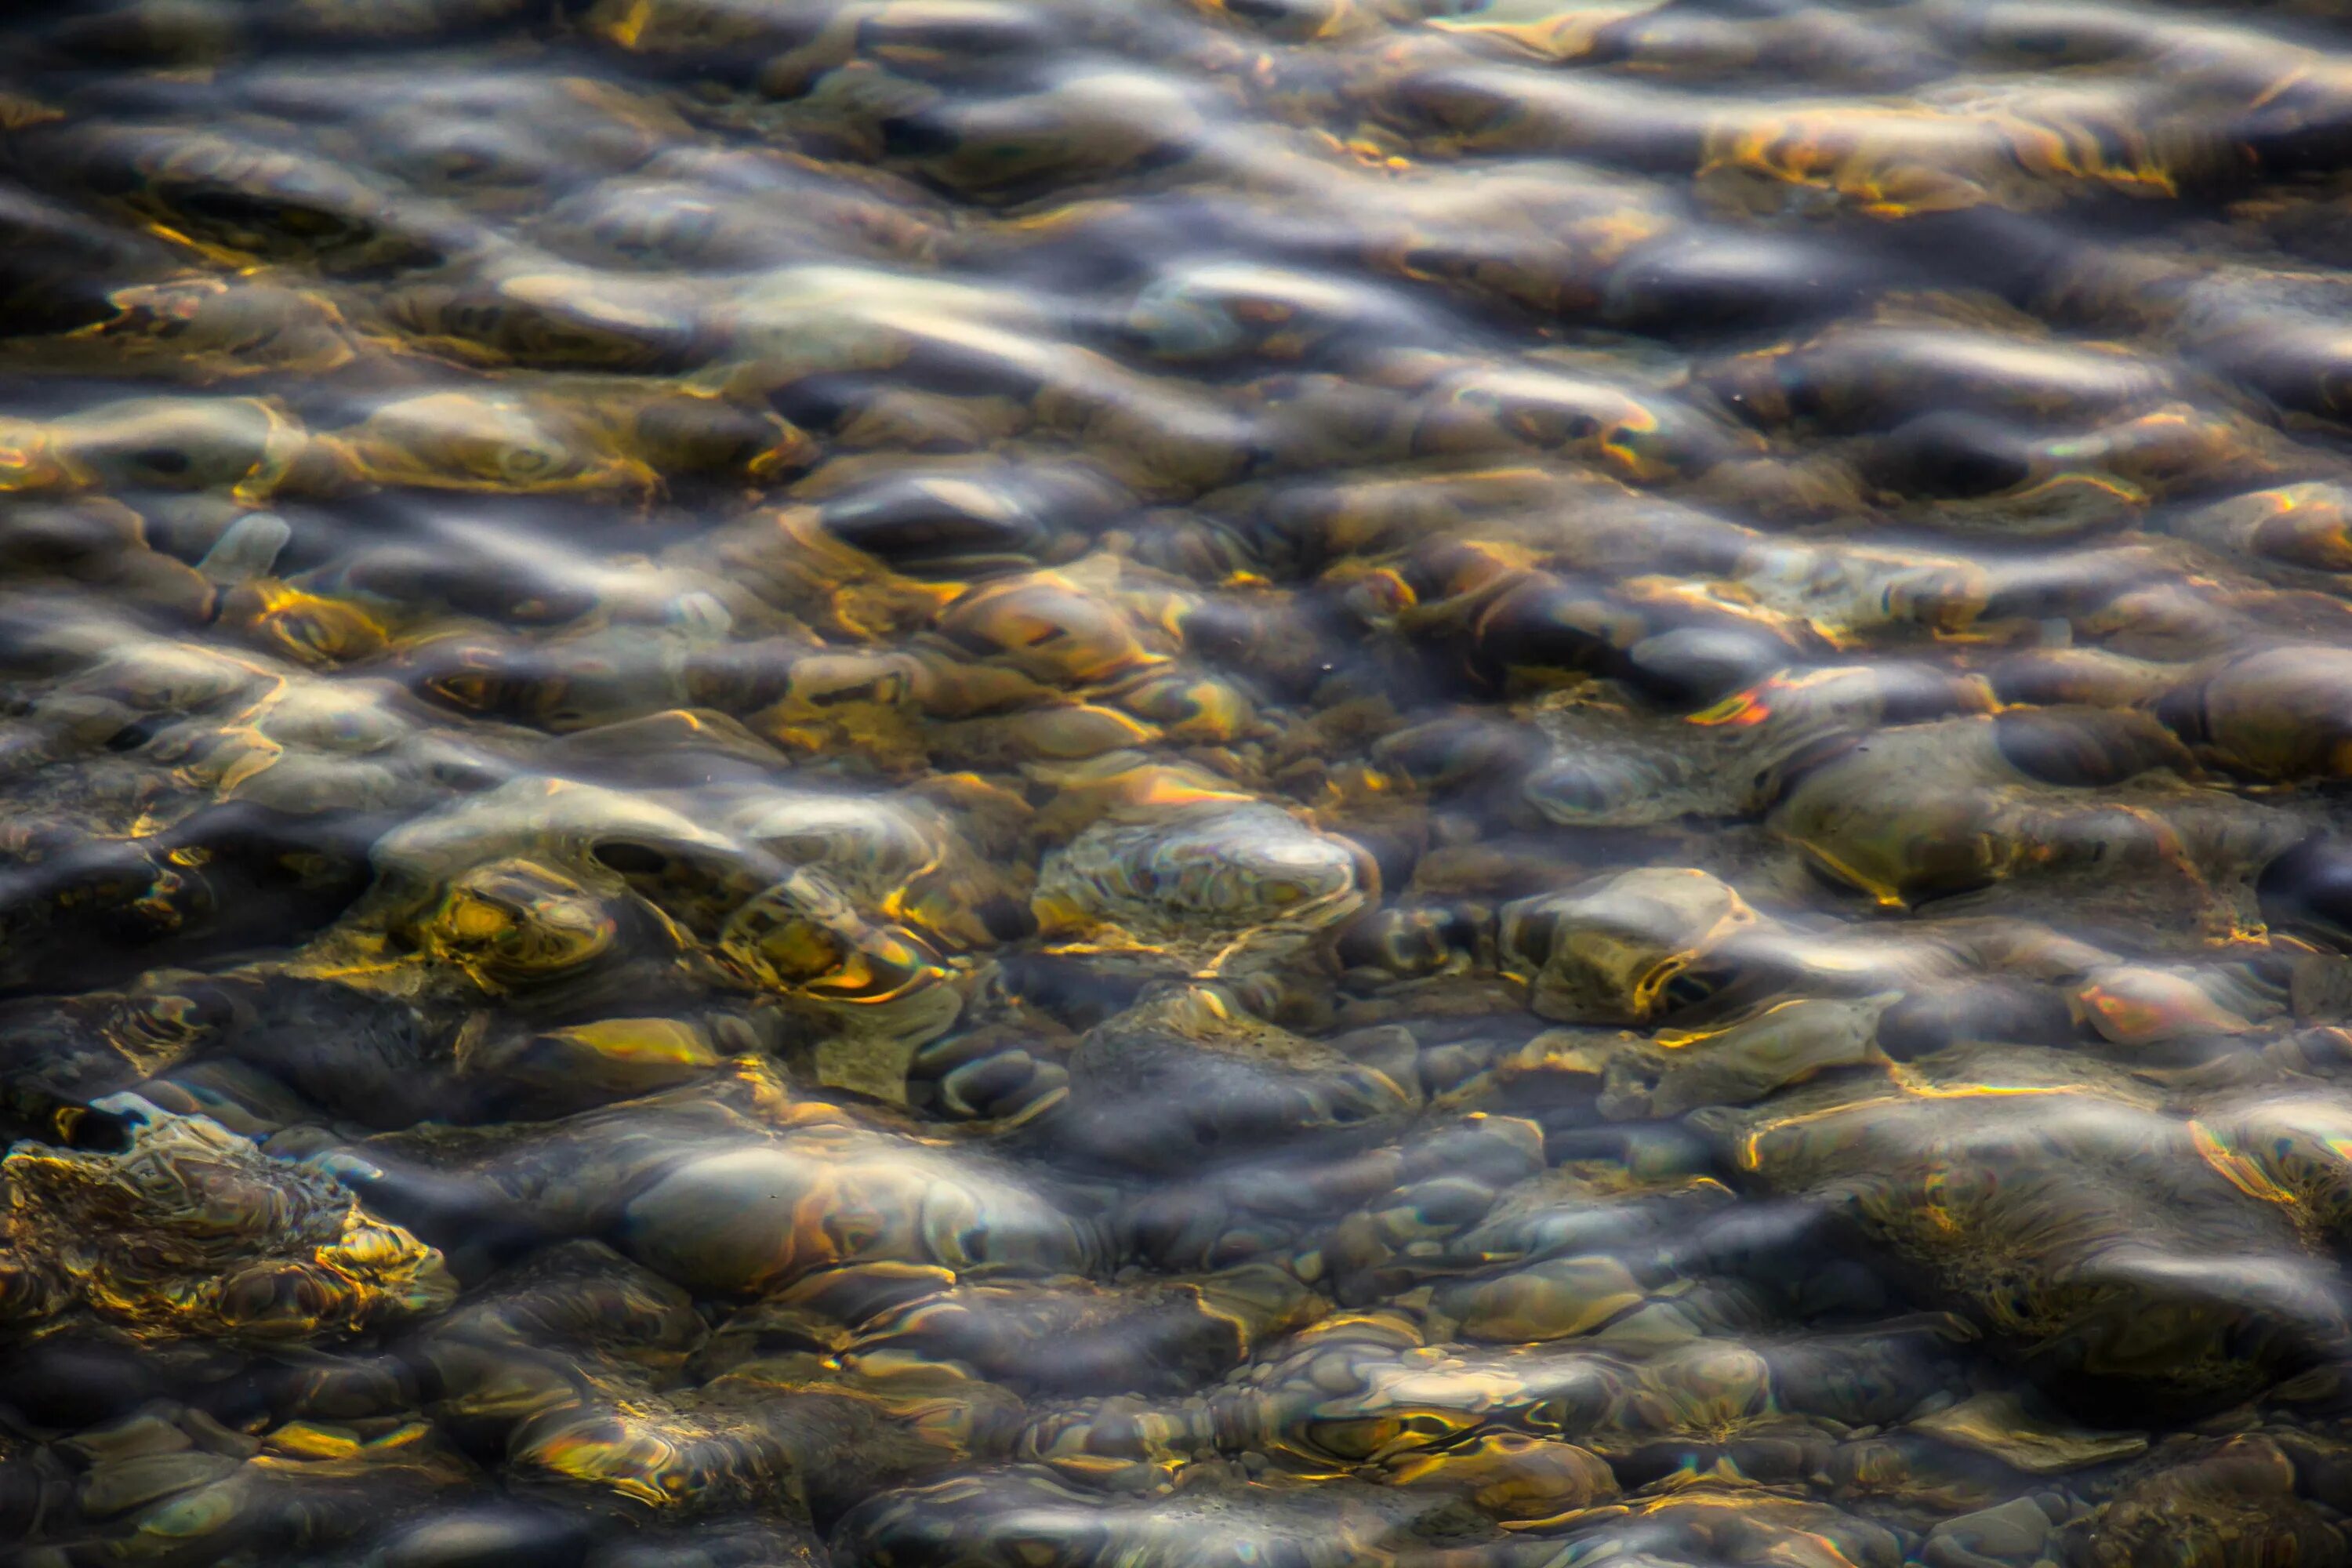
[16,0,2352,1563]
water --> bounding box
[14,0,2352,1563]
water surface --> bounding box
[7,0,2352,1564]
